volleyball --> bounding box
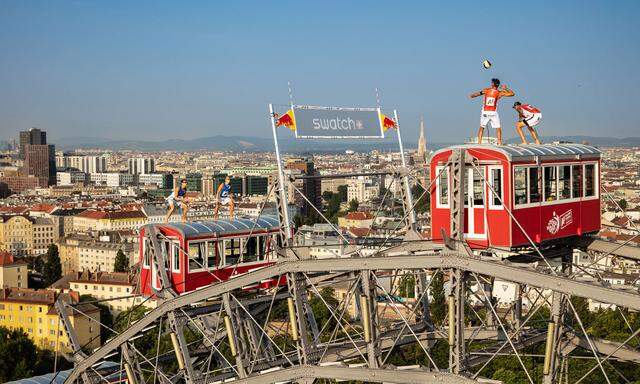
[482,59,492,69]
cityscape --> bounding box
[2,2,640,384]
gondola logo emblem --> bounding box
[547,210,573,234]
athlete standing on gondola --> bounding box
[166,179,189,223]
[470,78,515,145]
[214,175,235,220]
[513,101,542,144]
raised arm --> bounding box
[469,90,484,98]
[499,85,515,97]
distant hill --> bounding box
[55,134,640,153]
[56,135,413,153]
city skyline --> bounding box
[1,1,639,143]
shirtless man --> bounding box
[214,175,235,220]
[513,101,542,144]
[470,78,515,145]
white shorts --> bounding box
[480,111,501,129]
[523,113,542,127]
[218,197,231,205]
[167,197,183,208]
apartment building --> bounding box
[0,288,100,352]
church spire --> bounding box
[417,115,427,163]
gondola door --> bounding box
[464,167,487,241]
[151,240,171,291]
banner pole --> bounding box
[269,103,293,242]
[394,109,417,227]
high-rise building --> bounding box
[24,143,56,186]
[128,157,155,175]
[244,175,268,195]
[285,157,321,216]
[19,127,46,159]
[56,154,107,173]
[185,173,203,192]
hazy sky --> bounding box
[1,0,639,143]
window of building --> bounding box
[207,241,219,269]
[585,164,596,197]
[188,242,206,272]
[514,168,527,205]
[436,166,449,207]
[143,238,150,267]
[472,170,484,206]
[559,165,571,199]
[529,167,541,203]
[224,238,241,265]
[172,244,180,271]
[544,166,557,201]
[572,164,582,198]
[489,168,503,208]
[243,236,262,262]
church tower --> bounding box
[417,116,427,164]
[417,116,428,187]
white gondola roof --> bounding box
[432,143,601,161]
[146,215,282,238]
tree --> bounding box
[31,255,45,274]
[42,244,62,287]
[429,271,446,326]
[619,198,628,211]
[80,295,114,343]
[398,273,416,299]
[348,199,359,212]
[310,287,341,330]
[0,327,37,381]
[337,185,348,202]
[114,249,129,273]
[411,183,430,214]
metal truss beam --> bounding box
[231,365,477,384]
[66,252,640,383]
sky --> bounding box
[1,0,639,144]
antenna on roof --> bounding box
[287,81,295,107]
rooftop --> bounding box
[433,143,601,162]
[76,209,147,220]
[148,215,282,238]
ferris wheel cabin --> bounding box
[139,216,283,296]
[429,144,601,250]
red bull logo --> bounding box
[382,115,396,129]
[546,209,573,235]
[276,111,295,130]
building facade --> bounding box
[0,215,34,256]
[24,144,56,186]
[128,157,155,175]
[0,288,100,352]
[0,252,28,288]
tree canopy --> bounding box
[114,249,129,273]
[42,244,62,287]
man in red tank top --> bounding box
[513,101,542,144]
[469,78,515,145]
